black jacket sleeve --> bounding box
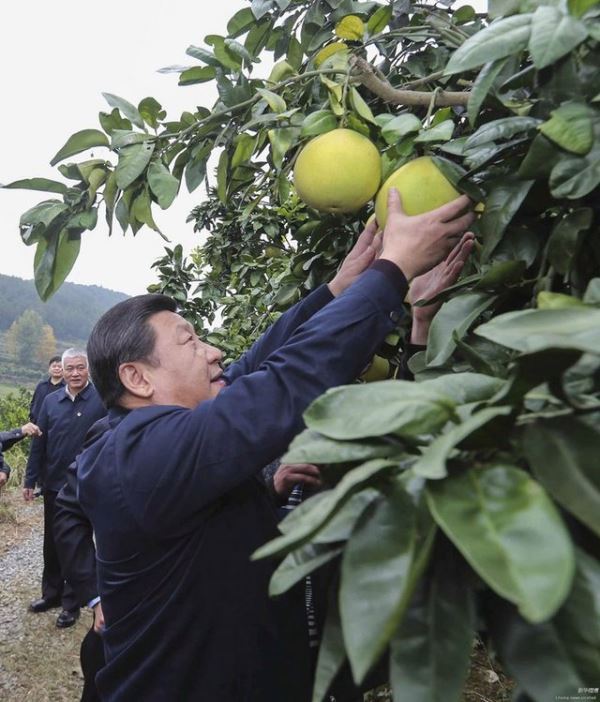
[54,417,110,607]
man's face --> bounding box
[63,356,89,393]
[144,311,226,409]
[49,361,63,380]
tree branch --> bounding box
[350,56,469,107]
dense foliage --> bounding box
[7,0,600,700]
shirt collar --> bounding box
[64,382,90,402]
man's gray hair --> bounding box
[62,348,88,366]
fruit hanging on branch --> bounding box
[293,128,381,214]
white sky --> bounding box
[0,1,486,297]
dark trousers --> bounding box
[80,625,105,702]
[43,489,79,611]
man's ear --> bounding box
[118,362,154,401]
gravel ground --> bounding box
[0,492,89,701]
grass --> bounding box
[0,382,18,398]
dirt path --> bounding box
[0,490,90,702]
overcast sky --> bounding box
[0,1,486,297]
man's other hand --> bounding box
[21,422,42,437]
[328,219,382,297]
[0,471,8,489]
[23,488,35,502]
[380,188,475,281]
[274,463,322,499]
[409,232,475,345]
[93,602,105,634]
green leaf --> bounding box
[227,7,256,37]
[487,598,585,699]
[231,134,257,169]
[131,190,160,232]
[138,97,165,129]
[390,559,476,702]
[539,103,594,155]
[115,142,155,189]
[252,459,398,560]
[185,45,221,66]
[269,543,342,596]
[304,381,456,440]
[67,208,98,231]
[34,229,81,301]
[529,6,588,70]
[314,488,381,544]
[185,146,209,194]
[284,429,401,465]
[549,123,600,198]
[480,179,534,260]
[257,88,287,113]
[381,113,422,144]
[340,482,417,683]
[115,196,129,233]
[465,116,541,149]
[475,306,600,356]
[568,0,600,17]
[547,207,593,275]
[251,0,274,20]
[445,14,532,75]
[102,92,145,129]
[427,465,575,622]
[178,66,217,86]
[349,87,376,124]
[413,407,513,480]
[268,127,298,168]
[300,110,338,137]
[287,36,303,70]
[524,417,600,539]
[312,593,345,702]
[367,5,392,34]
[217,150,229,204]
[50,129,110,167]
[420,373,505,405]
[468,59,509,126]
[554,548,600,685]
[99,108,132,135]
[3,178,67,194]
[414,120,455,143]
[517,133,560,179]
[426,292,498,367]
[147,161,178,209]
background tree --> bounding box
[5,310,44,366]
[34,324,57,368]
[6,1,600,700]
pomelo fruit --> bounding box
[293,129,381,214]
[360,355,391,382]
[375,156,460,227]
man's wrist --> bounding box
[410,316,431,346]
[88,596,101,609]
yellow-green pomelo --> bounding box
[360,355,391,382]
[293,129,381,214]
[537,292,587,310]
[375,156,460,227]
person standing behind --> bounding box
[24,348,106,628]
[30,356,65,423]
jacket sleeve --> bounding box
[120,267,407,536]
[0,428,25,452]
[223,284,334,383]
[54,461,98,606]
[24,403,49,489]
[29,383,43,422]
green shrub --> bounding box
[0,387,32,486]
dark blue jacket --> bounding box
[0,428,27,478]
[25,384,106,491]
[77,267,407,702]
[29,377,66,423]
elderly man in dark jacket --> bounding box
[24,348,106,627]
[76,191,474,701]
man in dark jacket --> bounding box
[24,348,106,627]
[76,191,474,701]
[29,355,65,423]
[0,422,42,489]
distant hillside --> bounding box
[0,274,129,340]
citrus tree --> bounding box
[6,1,600,700]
